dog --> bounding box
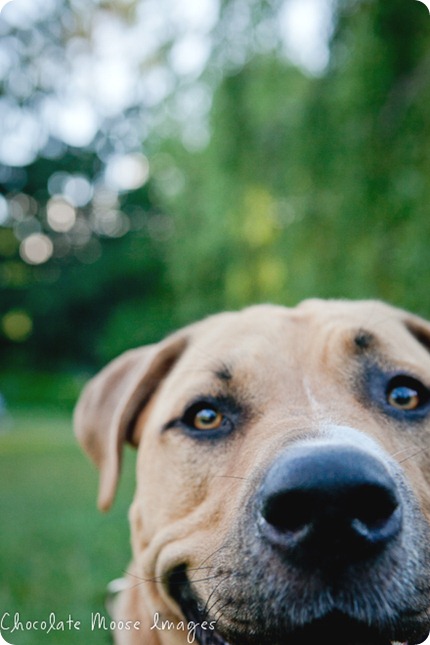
[74,299,430,645]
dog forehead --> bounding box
[162,301,382,386]
[297,299,430,362]
[188,304,295,351]
[295,297,405,326]
[166,306,298,390]
[158,299,430,398]
[183,299,408,352]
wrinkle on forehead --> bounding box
[154,299,430,431]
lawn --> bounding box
[0,407,136,645]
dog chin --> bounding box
[168,566,428,645]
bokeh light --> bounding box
[62,175,93,207]
[104,153,150,192]
[47,196,76,232]
[0,194,8,224]
[0,0,333,167]
[19,233,53,264]
[1,309,33,342]
[0,0,337,269]
[280,0,333,75]
[0,1,15,16]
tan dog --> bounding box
[74,299,430,645]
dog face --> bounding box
[75,300,430,645]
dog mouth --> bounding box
[168,567,423,645]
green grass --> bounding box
[0,408,136,645]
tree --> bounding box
[158,0,430,319]
[2,0,430,376]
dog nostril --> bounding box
[258,445,402,563]
[348,485,400,539]
[262,485,399,536]
[263,491,316,534]
[350,485,398,524]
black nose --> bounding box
[258,444,402,567]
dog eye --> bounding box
[169,397,239,438]
[191,406,224,431]
[180,402,230,433]
[388,386,419,411]
[386,376,429,411]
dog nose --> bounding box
[258,444,402,567]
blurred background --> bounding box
[1,0,430,642]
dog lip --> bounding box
[168,566,231,645]
[167,568,413,645]
[274,612,404,645]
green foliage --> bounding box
[291,0,430,311]
[0,371,84,411]
[157,0,430,323]
[1,0,430,381]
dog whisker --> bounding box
[204,574,231,617]
[397,448,426,464]
[391,444,422,459]
[189,544,229,581]
[187,574,225,585]
[208,596,232,622]
[212,475,249,481]
[121,569,164,588]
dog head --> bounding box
[75,299,430,645]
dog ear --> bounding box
[404,314,430,354]
[74,332,188,511]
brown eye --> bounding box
[387,385,420,411]
[175,399,236,437]
[193,407,224,431]
[386,375,430,412]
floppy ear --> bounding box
[74,332,189,511]
[404,313,430,353]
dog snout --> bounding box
[258,443,402,567]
